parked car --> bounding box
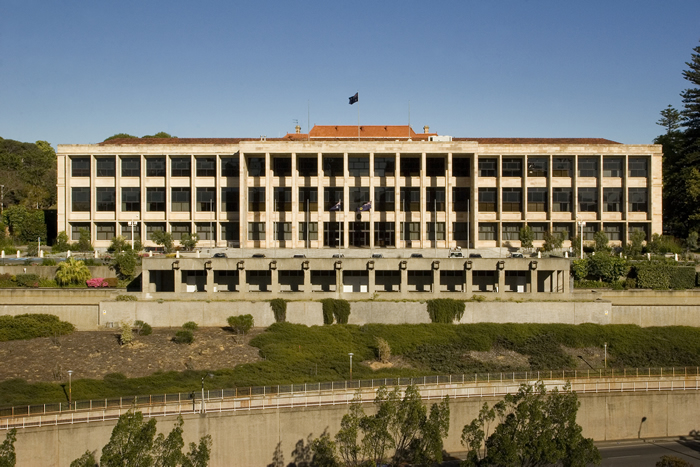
[332,253,344,258]
[212,253,227,258]
[293,254,306,258]
[371,253,383,259]
[449,252,464,258]
[469,253,482,258]
[510,252,524,258]
[410,253,423,258]
[252,253,265,258]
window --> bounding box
[221,222,239,242]
[299,187,318,211]
[71,223,89,241]
[374,157,395,177]
[552,188,572,212]
[527,188,547,212]
[299,222,318,241]
[478,158,497,177]
[96,187,115,211]
[274,187,292,211]
[530,223,547,240]
[146,157,165,177]
[121,157,140,177]
[171,223,191,241]
[221,187,239,212]
[479,188,497,212]
[247,157,265,177]
[578,157,599,177]
[552,223,572,240]
[629,157,648,177]
[453,222,468,241]
[349,187,369,211]
[426,222,445,241]
[400,188,420,212]
[120,222,141,241]
[349,221,369,247]
[248,187,265,212]
[401,222,420,241]
[248,222,265,241]
[502,223,521,241]
[72,157,90,177]
[196,157,216,177]
[95,222,115,240]
[323,222,344,247]
[323,157,343,177]
[171,187,190,212]
[478,223,497,240]
[221,156,239,177]
[628,223,648,241]
[146,188,166,212]
[453,188,471,212]
[146,223,165,241]
[578,188,598,212]
[121,187,140,212]
[628,188,648,212]
[348,156,369,177]
[374,222,395,246]
[502,158,522,177]
[171,157,191,177]
[196,188,215,211]
[552,158,573,177]
[297,157,317,177]
[426,157,445,177]
[426,188,445,211]
[603,158,623,177]
[604,223,623,241]
[324,187,343,211]
[374,187,395,211]
[502,188,522,212]
[96,157,115,177]
[196,223,215,241]
[603,188,622,212]
[273,157,292,177]
[527,157,548,177]
[273,222,291,241]
[400,157,420,177]
[582,223,598,241]
[453,156,471,177]
[72,187,90,212]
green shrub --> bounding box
[41,258,56,266]
[571,258,588,281]
[182,321,199,331]
[15,274,40,288]
[270,299,287,323]
[426,298,466,323]
[670,267,696,290]
[471,294,486,302]
[133,320,152,336]
[39,278,58,287]
[116,294,137,301]
[55,258,91,286]
[574,280,608,289]
[104,277,119,287]
[0,314,74,341]
[320,299,351,325]
[227,314,254,334]
[634,261,673,289]
[119,322,133,345]
[173,329,194,344]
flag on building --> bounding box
[357,200,371,212]
[330,200,342,211]
[349,92,358,105]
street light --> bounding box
[201,373,214,413]
[577,219,586,258]
[348,353,354,381]
[67,370,73,406]
[604,342,608,370]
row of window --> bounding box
[477,187,648,213]
[477,222,648,242]
[71,155,650,179]
[71,187,239,213]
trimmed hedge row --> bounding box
[0,314,75,341]
[633,262,697,290]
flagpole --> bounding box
[306,199,309,254]
[467,199,470,256]
[357,93,360,141]
[434,198,437,258]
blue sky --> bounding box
[1,1,699,146]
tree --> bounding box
[681,41,700,136]
[335,393,364,467]
[462,382,600,467]
[104,133,137,142]
[310,430,340,467]
[111,250,139,281]
[587,251,629,283]
[77,228,93,252]
[55,257,92,286]
[594,230,611,252]
[543,231,564,252]
[109,235,129,253]
[657,105,682,134]
[52,231,70,253]
[0,429,17,467]
[687,231,698,252]
[143,132,176,139]
[519,225,534,251]
[571,234,582,258]
[69,451,96,467]
[625,230,646,257]
[180,232,199,251]
[227,314,254,335]
[656,455,694,467]
[151,230,174,253]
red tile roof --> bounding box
[307,125,436,140]
[453,137,620,144]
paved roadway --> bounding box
[599,439,700,466]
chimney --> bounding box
[295,125,301,134]
[424,125,430,134]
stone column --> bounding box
[465,268,472,295]
[303,267,311,294]
[172,269,180,294]
[271,265,279,294]
[432,265,440,295]
[400,265,408,293]
[367,266,375,295]
[563,269,570,295]
[142,268,151,293]
[206,268,214,296]
[335,266,343,296]
[497,269,505,295]
[529,269,537,294]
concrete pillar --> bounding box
[271,267,279,294]
[303,268,311,293]
[335,267,343,295]
[432,267,440,294]
[237,267,244,293]
[530,269,538,294]
[368,268,375,295]
[544,271,551,292]
[206,269,214,295]
[142,268,150,293]
[497,269,505,294]
[465,268,472,294]
[400,266,408,293]
[564,269,570,295]
[173,269,181,294]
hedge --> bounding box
[0,314,75,341]
[670,267,696,290]
[426,298,465,323]
[633,262,696,290]
[320,299,351,325]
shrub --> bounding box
[670,267,696,290]
[227,315,254,334]
[111,250,139,281]
[86,278,109,288]
[320,299,351,325]
[76,228,93,252]
[133,320,152,336]
[104,277,119,287]
[0,314,74,341]
[52,231,70,253]
[571,259,589,281]
[471,295,486,302]
[427,298,465,323]
[173,329,194,344]
[39,278,58,287]
[634,261,674,289]
[574,280,608,289]
[15,274,40,288]
[182,321,199,331]
[26,242,39,257]
[270,299,287,323]
[41,258,56,266]
[116,294,137,301]
[119,322,133,345]
[375,336,391,363]
[55,258,91,286]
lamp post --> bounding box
[577,219,586,258]
[201,373,213,414]
[37,237,41,258]
[67,370,73,406]
[128,220,136,250]
[348,353,354,381]
[604,342,608,370]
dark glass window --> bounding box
[478,188,497,211]
[349,187,370,211]
[452,156,471,177]
[248,222,265,240]
[478,158,497,177]
[401,222,420,241]
[578,188,598,212]
[273,222,292,241]
[297,158,317,177]
[527,157,548,177]
[374,187,395,211]
[628,188,648,212]
[426,222,445,241]
[146,188,166,212]
[502,223,521,241]
[72,157,90,177]
[71,223,90,240]
[604,223,623,241]
[171,223,191,241]
[453,187,471,212]
[221,156,239,177]
[120,222,141,241]
[96,157,115,177]
[96,187,115,212]
[349,221,369,247]
[221,187,239,212]
[628,223,648,241]
[453,222,469,241]
[196,188,215,211]
[72,187,90,212]
[196,157,216,177]
[478,223,497,240]
[583,223,598,241]
[426,157,445,177]
[95,223,115,241]
[629,158,648,177]
[374,222,395,247]
[273,157,292,177]
[553,223,572,240]
[348,157,369,177]
[527,188,547,212]
[603,158,623,177]
[324,187,343,211]
[578,157,599,177]
[502,188,522,211]
[247,157,265,177]
[502,158,522,177]
[146,223,165,240]
[221,222,239,242]
[426,188,445,211]
[374,157,395,177]
[552,158,573,177]
[121,157,140,177]
[274,187,292,211]
[323,157,343,177]
[121,187,140,212]
[146,157,165,177]
[400,188,420,212]
[603,188,622,212]
[196,223,215,241]
[171,187,190,211]
[552,188,572,212]
[171,157,191,177]
[299,222,318,241]
[248,187,265,211]
[299,187,318,211]
[400,157,420,177]
[530,223,547,240]
[323,222,344,247]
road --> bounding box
[599,439,700,466]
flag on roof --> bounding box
[357,201,371,212]
[329,200,342,211]
[349,92,358,105]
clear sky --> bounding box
[1,0,699,146]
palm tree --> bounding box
[55,257,91,286]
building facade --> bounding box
[56,125,662,250]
